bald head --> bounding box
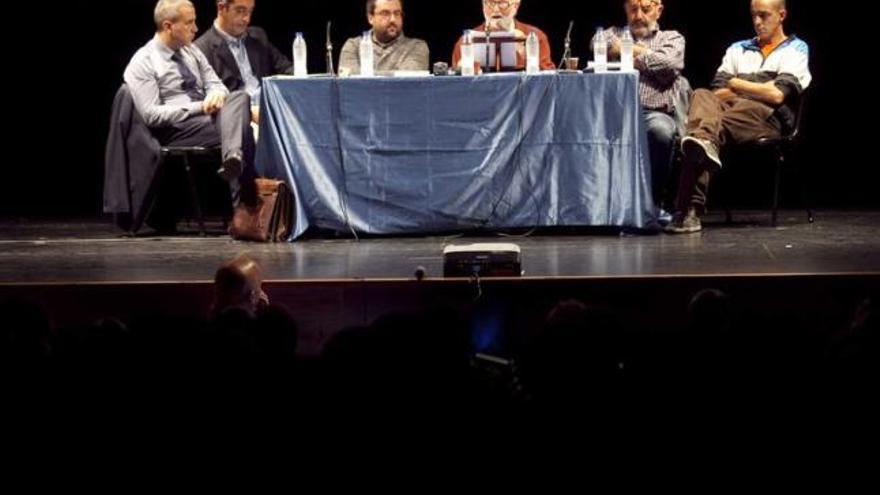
[213,254,267,316]
[751,0,788,44]
[753,0,786,13]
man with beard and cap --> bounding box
[338,0,429,76]
[452,0,554,72]
[665,0,811,234]
[594,0,686,209]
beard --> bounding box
[630,20,657,38]
[377,23,400,43]
[486,15,515,32]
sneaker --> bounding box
[664,208,702,234]
[681,136,722,171]
[218,152,243,181]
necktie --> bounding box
[171,51,205,101]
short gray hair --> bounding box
[154,0,194,31]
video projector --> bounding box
[442,243,522,277]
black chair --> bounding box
[719,89,813,227]
[104,84,227,237]
[158,145,224,236]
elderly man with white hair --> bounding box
[452,0,554,72]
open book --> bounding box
[467,30,524,72]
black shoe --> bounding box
[664,208,702,234]
[218,152,243,181]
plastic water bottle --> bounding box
[460,30,475,76]
[593,27,607,73]
[526,31,540,74]
[620,27,634,72]
[293,32,307,77]
[359,31,374,77]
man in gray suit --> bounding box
[124,0,256,207]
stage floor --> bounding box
[2,210,879,285]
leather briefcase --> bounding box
[228,178,292,242]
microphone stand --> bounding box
[326,21,335,76]
[558,20,574,70]
[484,20,492,73]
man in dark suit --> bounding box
[194,0,292,123]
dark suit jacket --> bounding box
[104,84,162,233]
[194,25,292,94]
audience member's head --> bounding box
[253,303,299,358]
[688,288,733,334]
[211,254,268,319]
[519,299,625,404]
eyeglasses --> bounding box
[483,1,517,10]
[228,5,254,16]
[374,10,404,20]
[626,0,660,15]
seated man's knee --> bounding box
[646,113,677,145]
[227,90,250,105]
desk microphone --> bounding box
[558,20,574,70]
[326,21,335,76]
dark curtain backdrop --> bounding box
[4,1,868,217]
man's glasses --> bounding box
[484,1,516,10]
[626,0,659,16]
[229,6,254,16]
[374,10,404,20]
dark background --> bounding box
[5,1,870,218]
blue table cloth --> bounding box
[256,72,658,239]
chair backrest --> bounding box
[672,76,693,138]
[786,87,809,142]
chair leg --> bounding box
[771,152,783,227]
[181,153,207,236]
[715,163,733,224]
[794,152,815,224]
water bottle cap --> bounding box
[296,32,303,37]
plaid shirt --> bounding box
[598,25,685,113]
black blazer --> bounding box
[103,84,162,233]
[194,25,293,93]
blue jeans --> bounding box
[644,110,677,206]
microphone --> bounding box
[558,20,574,70]
[326,21,335,76]
[484,18,492,72]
